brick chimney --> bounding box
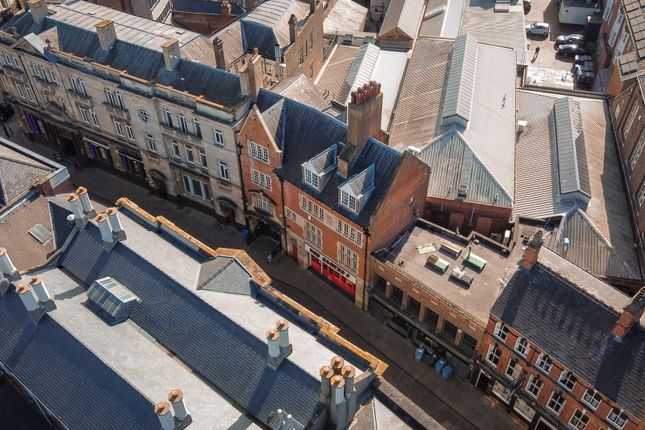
[338,81,383,177]
[161,38,181,72]
[221,0,231,17]
[288,14,297,44]
[212,36,226,70]
[28,0,48,25]
[520,230,543,270]
[95,19,116,51]
[240,48,263,98]
[612,288,645,341]
[309,0,316,14]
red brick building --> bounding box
[238,83,429,308]
[474,231,645,430]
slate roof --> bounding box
[0,144,53,207]
[0,290,160,430]
[314,44,358,102]
[2,0,245,107]
[623,0,644,61]
[173,0,246,15]
[241,0,311,57]
[379,0,426,40]
[323,0,367,35]
[393,36,516,207]
[211,20,245,69]
[271,73,333,112]
[256,89,402,227]
[493,256,644,420]
[514,89,642,282]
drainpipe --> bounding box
[279,175,288,254]
[362,225,370,311]
[236,137,249,230]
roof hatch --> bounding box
[86,277,140,325]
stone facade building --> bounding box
[0,0,253,224]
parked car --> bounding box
[574,54,593,64]
[555,34,584,45]
[573,64,593,76]
[526,22,550,37]
[556,44,590,57]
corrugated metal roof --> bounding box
[417,130,513,206]
[314,44,358,101]
[344,43,381,103]
[459,0,528,64]
[513,89,642,281]
[418,0,448,37]
[441,34,478,125]
[323,0,367,34]
[379,0,426,39]
[552,97,592,199]
[271,73,332,111]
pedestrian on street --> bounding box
[531,46,541,63]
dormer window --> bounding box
[337,164,375,214]
[301,146,337,192]
[304,167,319,189]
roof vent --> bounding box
[28,224,53,244]
[86,277,140,325]
[450,267,474,287]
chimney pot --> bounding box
[154,401,174,430]
[106,207,127,240]
[267,329,281,358]
[67,193,84,220]
[331,355,345,374]
[309,0,316,14]
[342,365,356,397]
[168,389,189,421]
[276,319,290,349]
[612,288,645,341]
[0,247,18,278]
[221,0,231,16]
[76,187,95,217]
[30,276,51,303]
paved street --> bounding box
[5,116,520,430]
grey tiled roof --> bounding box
[514,89,642,282]
[0,145,52,206]
[552,97,591,198]
[256,89,402,227]
[493,261,645,420]
[198,256,254,295]
[3,1,245,107]
[58,225,323,426]
[0,291,160,430]
[211,21,246,69]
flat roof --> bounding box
[377,222,518,325]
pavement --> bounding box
[4,113,520,430]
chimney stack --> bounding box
[168,389,191,424]
[288,14,297,44]
[96,213,114,245]
[67,193,84,221]
[221,0,231,16]
[76,186,96,218]
[30,276,56,312]
[161,38,181,72]
[520,230,543,270]
[0,247,20,281]
[246,0,256,10]
[154,401,174,430]
[213,36,226,70]
[319,365,334,403]
[106,207,127,241]
[16,284,46,323]
[95,19,117,51]
[320,357,359,429]
[331,355,345,374]
[28,0,48,25]
[266,320,293,368]
[339,81,383,177]
[309,0,316,14]
[612,288,645,341]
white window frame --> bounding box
[125,123,135,141]
[493,322,509,342]
[486,344,501,366]
[145,133,157,153]
[338,242,358,272]
[115,91,124,110]
[105,88,116,107]
[218,160,229,181]
[182,174,210,200]
[606,408,628,429]
[171,140,181,159]
[185,145,195,164]
[581,389,601,411]
[628,132,645,170]
[113,119,123,136]
[214,128,224,146]
[608,11,623,47]
[525,375,542,398]
[299,195,325,221]
[536,353,553,375]
[603,0,614,21]
[514,337,529,357]
[91,109,100,127]
[193,118,201,137]
[164,108,174,127]
[340,189,357,212]
[249,141,269,162]
[285,207,297,221]
[251,169,272,190]
[335,219,363,246]
[199,147,207,168]
[505,358,518,380]
[79,106,89,123]
[304,167,319,189]
[569,410,589,430]
[304,221,322,248]
[623,107,640,140]
[546,391,565,415]
[178,113,188,133]
[253,193,274,214]
[638,183,645,207]
[558,370,577,392]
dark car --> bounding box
[556,44,590,57]
[555,34,584,45]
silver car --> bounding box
[526,23,550,37]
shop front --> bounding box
[305,243,356,297]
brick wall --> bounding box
[283,0,324,80]
[425,196,512,239]
[172,11,239,36]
